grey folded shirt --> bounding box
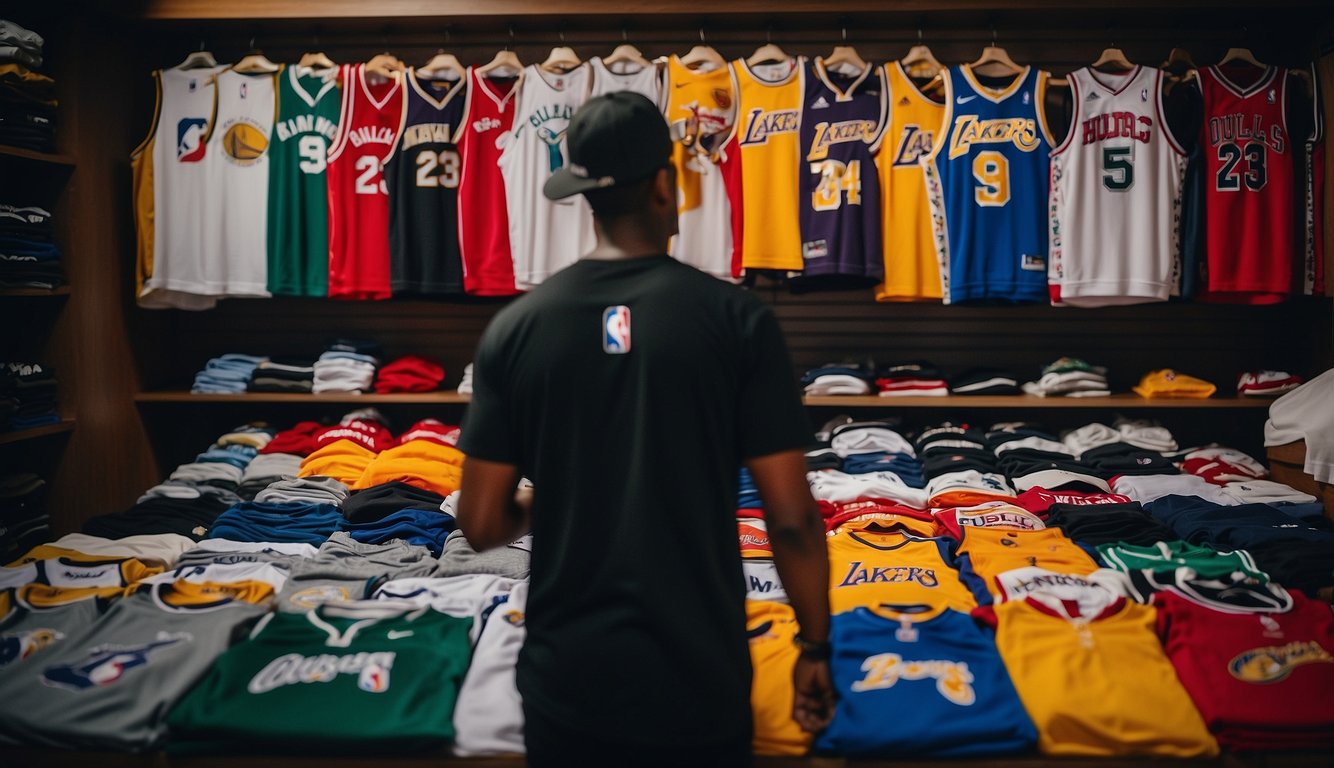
[254,475,350,507]
[436,530,531,579]
[275,533,439,612]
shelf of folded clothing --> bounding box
[801,394,1273,409]
[0,285,70,297]
[0,144,75,167]
[0,418,75,446]
[134,390,472,404]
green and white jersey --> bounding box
[166,599,471,753]
[266,64,340,296]
[1097,540,1268,582]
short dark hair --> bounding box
[582,171,657,221]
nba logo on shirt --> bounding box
[358,660,391,693]
[177,117,208,162]
[603,305,631,354]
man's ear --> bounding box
[653,165,676,208]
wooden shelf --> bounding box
[801,394,1273,409]
[135,390,471,404]
[0,144,75,167]
[0,286,70,297]
[0,419,75,446]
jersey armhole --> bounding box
[921,70,953,164]
[1155,68,1189,157]
[326,64,356,163]
[866,67,891,154]
[387,70,412,158]
[453,70,474,145]
[1050,72,1080,156]
[130,70,164,158]
[1034,69,1057,149]
[716,62,744,149]
[199,67,230,148]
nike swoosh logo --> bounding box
[956,95,978,104]
[387,630,414,640]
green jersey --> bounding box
[1098,540,1269,582]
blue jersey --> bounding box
[923,65,1054,303]
[795,59,885,288]
[814,606,1037,757]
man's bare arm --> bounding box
[456,456,531,551]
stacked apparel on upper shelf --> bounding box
[0,204,61,289]
[0,20,54,152]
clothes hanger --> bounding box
[1218,46,1265,69]
[297,51,337,71]
[1091,43,1135,73]
[901,28,943,80]
[747,27,792,67]
[1161,47,1198,87]
[232,37,280,74]
[823,26,868,76]
[604,29,651,71]
[419,45,466,82]
[476,27,524,79]
[176,41,218,70]
[540,30,582,74]
[365,52,406,83]
[680,27,726,71]
[969,30,1024,77]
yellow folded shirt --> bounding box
[299,439,378,485]
[352,439,465,495]
[1133,369,1217,399]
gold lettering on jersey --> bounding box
[347,126,397,148]
[740,108,800,146]
[806,119,877,161]
[852,653,977,705]
[947,116,1039,159]
[1080,112,1152,145]
[401,123,455,151]
[1229,641,1333,683]
[892,125,935,167]
[1208,114,1286,153]
[275,114,338,143]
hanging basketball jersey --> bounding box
[792,57,885,290]
[923,65,1054,304]
[662,55,737,279]
[1196,65,1296,303]
[201,68,276,298]
[326,64,404,299]
[587,55,661,102]
[1302,61,1324,296]
[497,64,595,290]
[721,58,805,272]
[457,66,520,296]
[131,64,225,310]
[875,62,946,302]
[1049,66,1188,307]
[266,64,340,297]
[385,69,467,296]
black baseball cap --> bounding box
[543,91,672,200]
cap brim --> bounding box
[543,168,609,201]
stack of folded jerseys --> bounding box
[0,21,56,152]
[875,360,948,397]
[191,354,267,394]
[0,361,58,430]
[374,354,445,394]
[1134,369,1217,399]
[248,357,316,393]
[801,360,875,396]
[1236,370,1303,397]
[0,204,61,289]
[313,339,380,394]
[1023,357,1110,397]
[919,423,1014,507]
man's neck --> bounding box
[583,218,668,261]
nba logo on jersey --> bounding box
[358,660,392,693]
[177,117,207,162]
[603,305,631,354]
[40,634,188,691]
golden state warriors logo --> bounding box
[222,119,269,165]
[947,116,1039,159]
[852,653,976,705]
[1229,641,1334,683]
[502,609,525,628]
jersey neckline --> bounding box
[1083,64,1145,97]
[958,63,1032,104]
[288,64,337,108]
[890,61,943,107]
[814,57,872,101]
[358,65,403,111]
[737,57,800,87]
[408,67,464,111]
[1208,64,1278,100]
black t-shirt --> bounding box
[459,254,811,744]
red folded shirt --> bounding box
[374,355,446,394]
[259,420,324,457]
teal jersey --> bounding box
[1098,540,1268,582]
[266,65,340,296]
[166,601,471,753]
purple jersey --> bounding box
[386,69,468,295]
[795,59,886,288]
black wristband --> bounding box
[793,634,831,661]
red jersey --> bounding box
[456,67,520,296]
[1197,65,1296,304]
[326,64,403,299]
[1155,590,1334,751]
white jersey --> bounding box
[451,580,527,757]
[135,64,225,310]
[1049,66,1187,306]
[199,68,275,297]
[587,56,662,104]
[496,64,595,290]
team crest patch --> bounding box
[603,305,631,354]
[1229,641,1333,683]
[41,632,191,691]
[0,628,65,667]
